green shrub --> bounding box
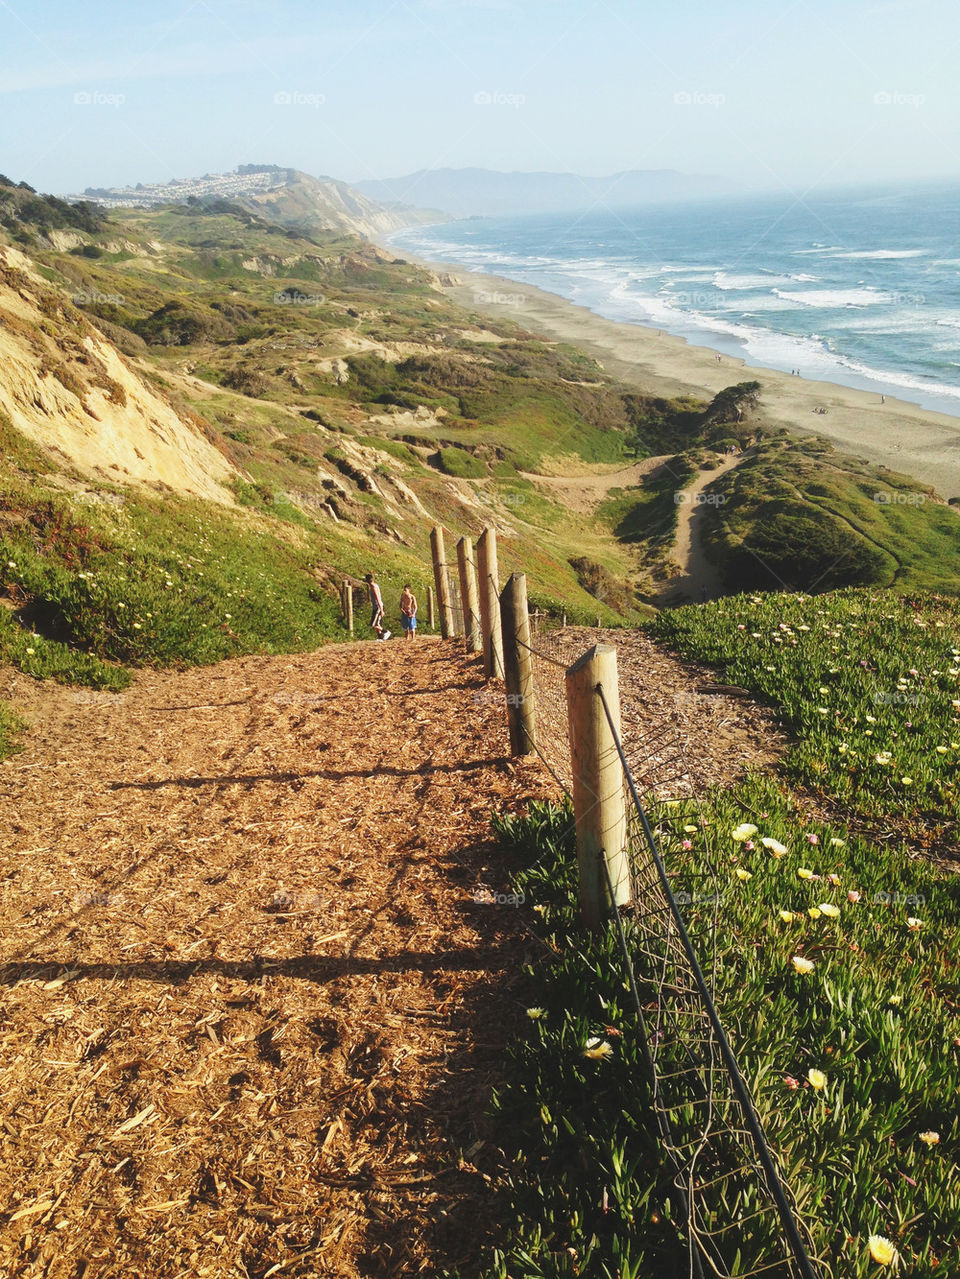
[434,447,486,479]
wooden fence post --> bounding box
[565,644,631,929]
[476,527,504,680]
[457,536,481,654]
[499,572,536,757]
[430,525,454,640]
[343,581,354,634]
[427,585,435,630]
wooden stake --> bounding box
[499,572,536,757]
[457,536,481,654]
[565,643,631,928]
[430,525,454,640]
[343,581,353,634]
[476,527,504,680]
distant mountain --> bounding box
[352,167,737,219]
[67,166,441,240]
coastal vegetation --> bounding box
[487,588,960,1276]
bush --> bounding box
[434,447,486,479]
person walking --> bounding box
[400,584,418,641]
[365,572,390,641]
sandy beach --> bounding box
[413,259,960,501]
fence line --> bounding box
[596,681,825,1279]
[413,523,827,1276]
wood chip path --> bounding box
[0,641,548,1279]
[0,631,787,1278]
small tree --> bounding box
[704,381,761,426]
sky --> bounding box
[1,0,959,196]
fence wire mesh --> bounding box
[515,619,828,1279]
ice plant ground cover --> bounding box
[650,589,960,834]
[483,589,960,1277]
[487,781,960,1277]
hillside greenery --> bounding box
[1,188,960,759]
[486,587,960,1276]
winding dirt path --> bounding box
[661,453,749,604]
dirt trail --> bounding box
[661,454,748,604]
[0,626,788,1278]
[0,642,547,1279]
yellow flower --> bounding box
[583,1037,613,1060]
[918,1131,940,1145]
[779,910,796,923]
[826,873,841,886]
[791,955,815,974]
[797,868,816,881]
[526,1007,545,1020]
[819,903,841,919]
[807,1068,827,1089]
[732,823,758,841]
[867,1235,897,1266]
[25,647,35,655]
[735,867,752,881]
[808,907,822,919]
[907,917,923,929]
[762,837,788,857]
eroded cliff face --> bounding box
[0,247,236,504]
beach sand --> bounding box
[422,263,960,500]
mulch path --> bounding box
[0,640,549,1279]
[0,628,790,1279]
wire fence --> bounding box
[515,619,829,1279]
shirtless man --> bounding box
[400,584,418,641]
[365,573,390,640]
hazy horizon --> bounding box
[2,0,958,200]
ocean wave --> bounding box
[713,270,791,290]
[773,287,892,308]
[827,249,928,260]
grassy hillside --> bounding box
[2,177,960,760]
[486,586,960,1275]
[698,436,959,593]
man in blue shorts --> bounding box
[400,584,418,641]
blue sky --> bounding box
[1,0,958,195]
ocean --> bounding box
[389,181,960,417]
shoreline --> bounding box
[391,242,960,500]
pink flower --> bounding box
[745,840,755,850]
[682,839,693,850]
[784,1075,800,1090]
[807,833,819,845]
[847,890,861,903]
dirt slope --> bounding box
[0,246,236,503]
